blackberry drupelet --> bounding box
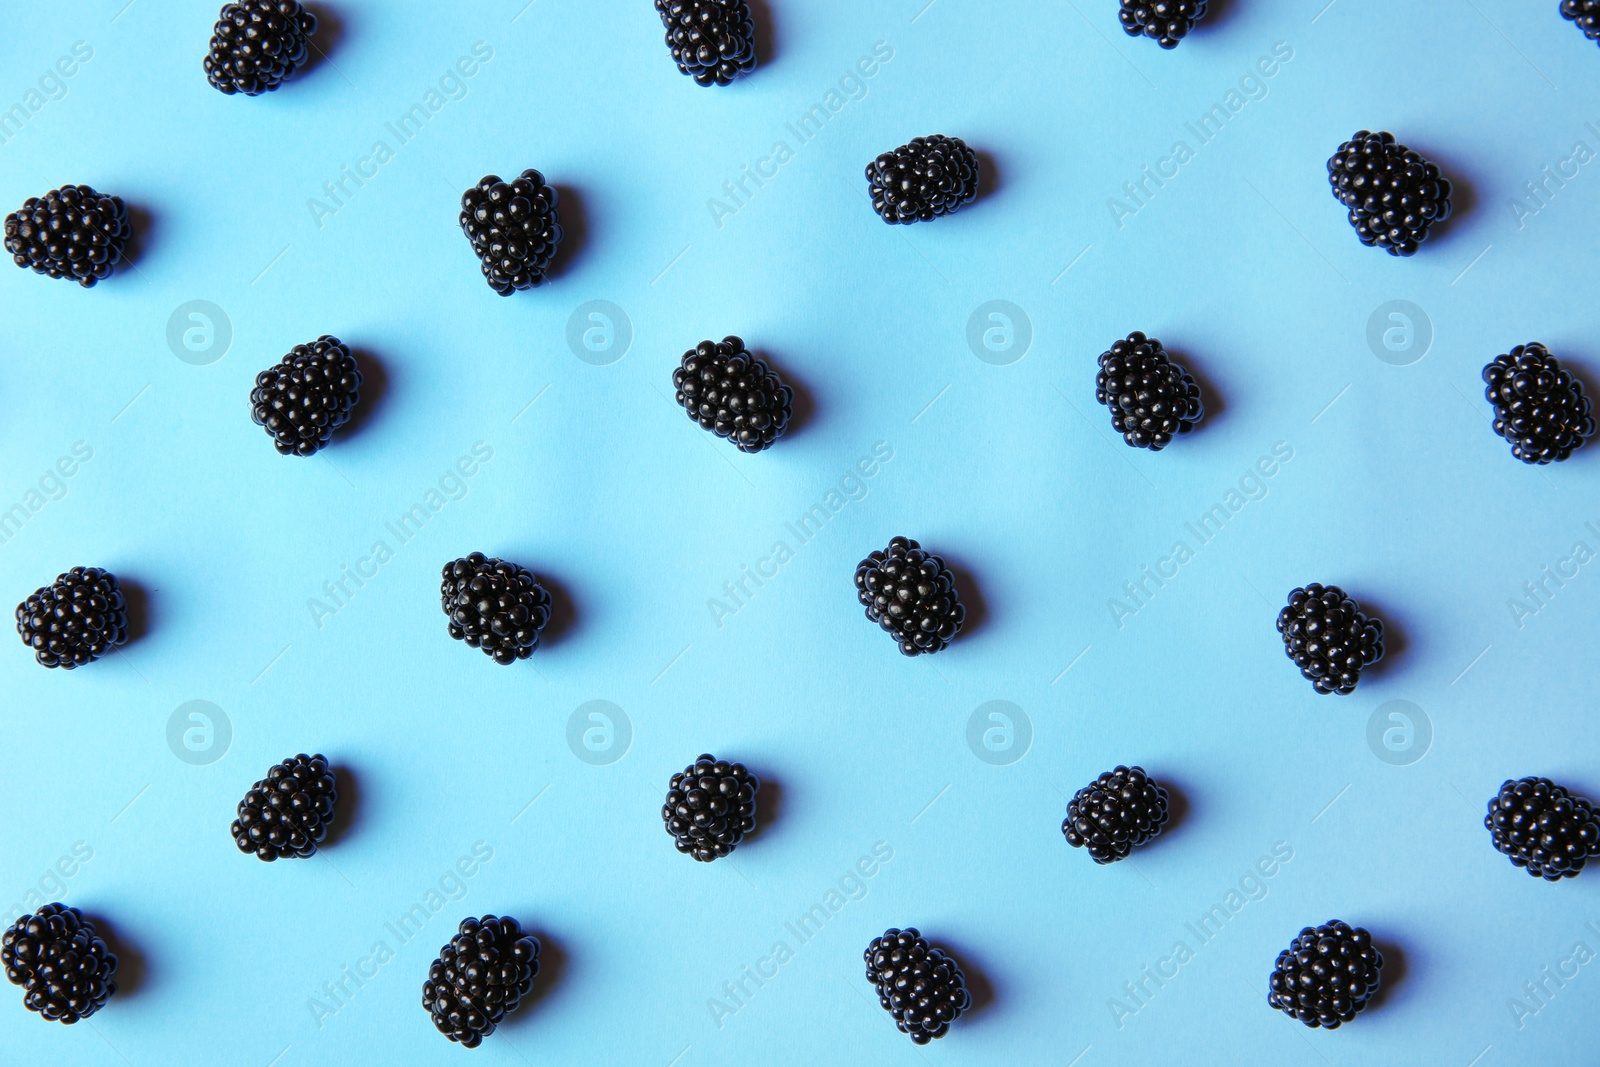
[855,537,966,656]
[654,0,757,86]
[440,553,552,664]
[1119,0,1209,48]
[672,337,793,453]
[661,754,760,862]
[4,185,131,288]
[1267,920,1383,1029]
[230,753,338,861]
[864,928,971,1044]
[1485,777,1600,880]
[866,136,980,224]
[422,916,539,1048]
[203,0,318,96]
[1327,131,1452,255]
[1276,584,1384,695]
[1062,765,1170,864]
[2,904,117,1024]
[15,567,128,669]
[1095,332,1205,450]
[249,335,362,456]
[1482,344,1595,464]
[1562,0,1600,44]
[459,170,563,295]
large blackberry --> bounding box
[459,171,563,296]
[422,916,539,1048]
[1119,0,1209,48]
[1095,332,1204,450]
[249,335,362,456]
[1327,131,1452,256]
[1485,777,1600,880]
[1267,920,1383,1029]
[655,0,756,86]
[440,553,552,664]
[1276,584,1384,696]
[854,537,966,656]
[15,567,128,669]
[1482,344,1595,464]
[662,754,760,862]
[864,928,971,1044]
[672,337,792,453]
[203,0,318,96]
[1562,0,1600,44]
[2,904,117,1024]
[1062,766,1170,864]
[230,753,339,861]
[866,136,980,225]
[4,185,131,288]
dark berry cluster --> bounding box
[231,754,339,861]
[203,0,318,96]
[672,337,793,453]
[15,567,128,669]
[654,0,756,86]
[2,904,117,1024]
[249,335,363,456]
[1485,777,1600,880]
[1095,332,1204,450]
[855,537,966,656]
[440,553,552,664]
[1063,766,1170,864]
[1277,584,1384,695]
[459,171,564,295]
[1562,0,1600,44]
[1327,131,1452,255]
[4,185,130,288]
[423,916,540,1048]
[1267,920,1383,1029]
[866,136,980,224]
[1482,344,1595,464]
[662,754,760,862]
[1119,0,1209,48]
[864,928,971,1044]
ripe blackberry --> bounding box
[230,753,338,861]
[1095,332,1204,450]
[1562,0,1600,44]
[1276,584,1384,696]
[15,567,128,669]
[203,0,318,96]
[854,537,966,656]
[655,0,756,86]
[662,754,760,862]
[1062,766,1170,864]
[1482,344,1595,464]
[459,170,563,295]
[866,136,980,225]
[864,928,971,1044]
[249,335,362,457]
[2,904,117,1024]
[4,185,131,288]
[1267,920,1383,1029]
[440,553,552,664]
[1327,131,1452,256]
[672,337,792,453]
[1485,777,1600,880]
[1119,0,1209,48]
[422,916,539,1048]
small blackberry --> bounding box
[855,537,966,656]
[1562,0,1600,44]
[459,171,563,296]
[1276,584,1384,695]
[1485,777,1600,880]
[1482,344,1595,464]
[1327,131,1452,256]
[440,553,552,664]
[15,567,128,669]
[662,754,760,862]
[672,337,793,453]
[655,0,756,86]
[1267,920,1383,1029]
[249,335,362,456]
[203,0,318,96]
[4,185,131,288]
[1062,766,1170,864]
[230,753,338,861]
[1095,332,1204,450]
[864,928,971,1044]
[866,136,980,225]
[422,916,539,1048]
[2,904,117,1024]
[1119,0,1209,48]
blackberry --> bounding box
[1482,344,1595,464]
[864,928,971,1044]
[655,0,756,86]
[1327,131,1452,256]
[672,337,793,453]
[203,0,318,96]
[1119,0,1209,48]
[1094,332,1204,450]
[15,567,128,669]
[854,537,966,656]
[230,753,338,861]
[249,335,362,457]
[459,170,563,296]
[4,185,131,288]
[866,136,980,225]
[662,754,760,862]
[1485,777,1600,880]
[1276,584,1384,696]
[1562,0,1600,44]
[440,553,552,664]
[1267,920,1383,1029]
[1062,766,1170,864]
[422,916,539,1048]
[2,904,117,1024]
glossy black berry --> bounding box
[1095,332,1204,450]
[2,904,117,1024]
[864,928,970,1044]
[422,916,539,1048]
[15,567,128,669]
[662,754,759,862]
[1327,131,1452,256]
[1485,777,1600,880]
[459,171,563,296]
[1276,584,1384,695]
[231,753,338,861]
[655,0,756,86]
[441,553,552,664]
[1562,0,1600,43]
[855,537,965,656]
[250,335,362,457]
[866,136,980,224]
[4,185,130,288]
[203,0,317,95]
[1267,920,1382,1029]
[672,337,792,453]
[1482,344,1595,464]
[1119,0,1208,47]
[1063,766,1170,864]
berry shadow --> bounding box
[301,5,347,82]
[508,927,566,1025]
[340,348,388,441]
[1356,593,1409,681]
[938,554,989,643]
[535,571,577,648]
[1158,778,1190,839]
[753,349,814,441]
[322,764,361,849]
[1367,936,1408,1013]
[1195,0,1235,34]
[933,937,995,1021]
[94,914,147,999]
[550,184,587,280]
[748,771,782,844]
[119,203,154,274]
[974,150,1001,207]
[748,0,778,68]
[1172,348,1226,432]
[119,577,151,646]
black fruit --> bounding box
[655,0,756,86]
[2,904,117,1024]
[4,185,130,288]
[250,335,362,456]
[1562,0,1600,44]
[1485,777,1600,880]
[1327,131,1452,255]
[866,136,980,224]
[855,537,966,656]
[204,0,318,95]
[459,171,563,295]
[422,916,539,1048]
[440,553,552,664]
[1062,765,1170,864]
[1482,344,1595,464]
[662,754,759,862]
[231,753,339,861]
[1276,584,1384,695]
[15,567,128,669]
[1119,0,1209,47]
[672,337,792,453]
[1267,920,1383,1029]
[1095,332,1204,450]
[864,928,971,1044]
